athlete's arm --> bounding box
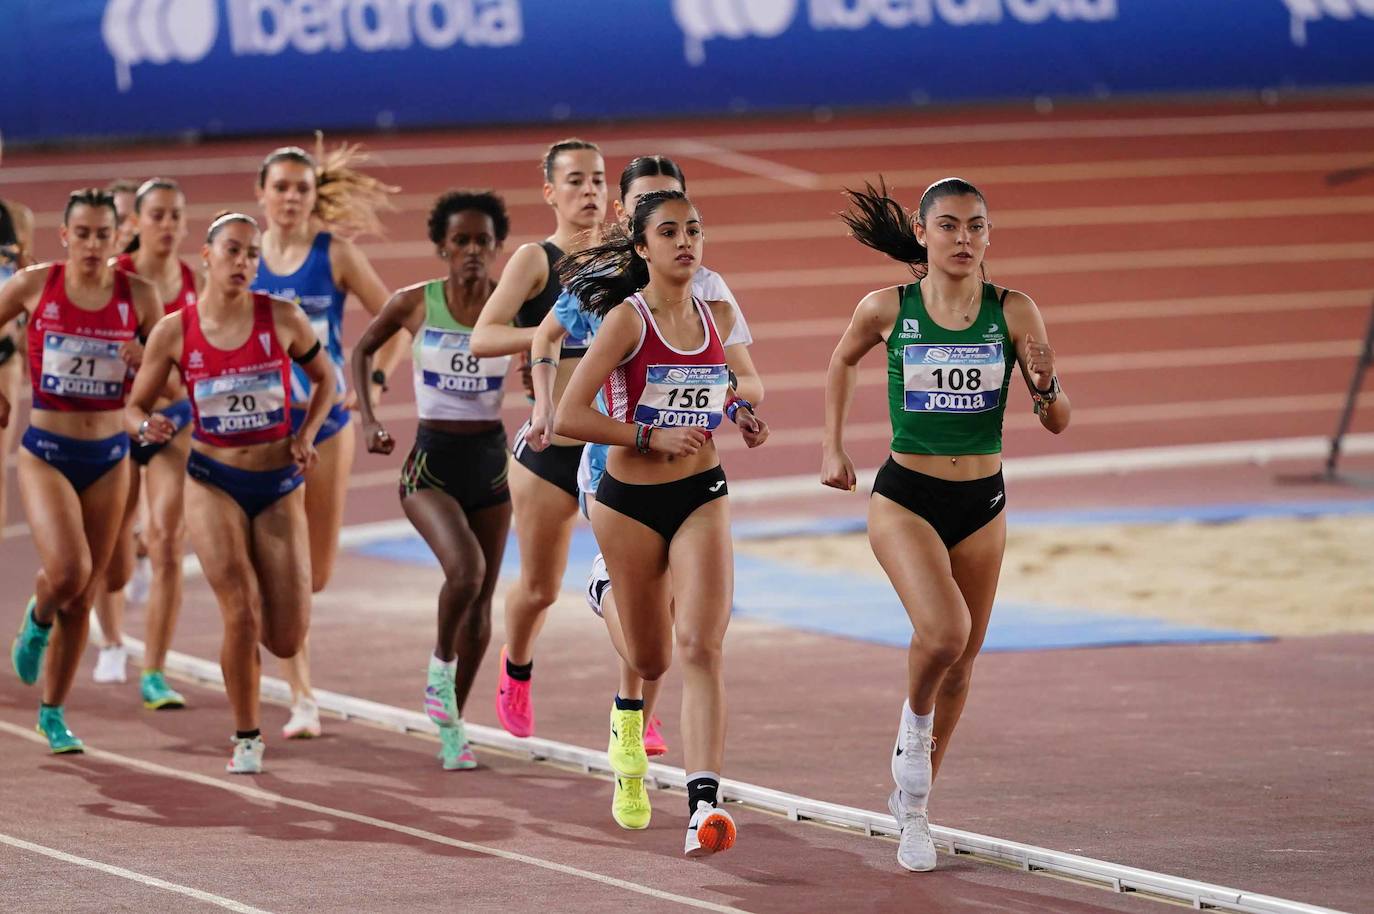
[1003,290,1071,435]
[469,243,546,357]
[275,295,332,471]
[525,302,572,452]
[555,303,705,457]
[351,282,427,455]
[822,286,900,490]
[126,313,182,443]
[0,262,44,328]
[332,236,402,406]
[8,200,35,268]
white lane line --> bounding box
[670,139,820,189]
[0,722,750,914]
[6,108,1374,184]
[0,833,273,913]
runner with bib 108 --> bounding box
[820,178,1070,873]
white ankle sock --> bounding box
[430,654,457,673]
[903,700,934,732]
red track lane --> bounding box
[3,96,1373,912]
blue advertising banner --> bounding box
[2,1,1372,143]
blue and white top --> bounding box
[555,264,752,496]
[251,232,347,405]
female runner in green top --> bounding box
[821,178,1071,873]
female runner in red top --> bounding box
[0,188,162,753]
[557,191,768,857]
[128,212,332,774]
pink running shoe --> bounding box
[495,645,534,737]
[644,715,668,757]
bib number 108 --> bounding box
[931,367,982,391]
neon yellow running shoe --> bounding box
[607,705,647,777]
[612,775,651,830]
[141,670,186,710]
[36,705,83,754]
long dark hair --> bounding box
[557,190,691,317]
[840,176,987,277]
[618,155,686,201]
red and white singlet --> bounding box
[28,264,137,411]
[116,253,197,315]
[181,293,292,447]
[603,293,729,437]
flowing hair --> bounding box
[258,131,398,238]
[840,175,988,279]
[557,190,690,317]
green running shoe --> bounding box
[612,775,651,830]
[437,719,477,771]
[423,662,458,728]
[36,705,83,754]
[608,705,648,777]
[12,597,51,685]
[141,670,186,710]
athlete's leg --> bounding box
[459,500,511,712]
[588,502,672,683]
[598,590,665,716]
[930,514,1006,780]
[142,432,189,672]
[280,419,353,704]
[249,486,312,661]
[501,459,577,664]
[92,468,141,652]
[868,494,972,716]
[0,355,20,536]
[666,499,733,777]
[184,478,261,732]
[401,490,485,664]
[37,457,131,708]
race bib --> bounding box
[40,332,127,400]
[194,370,286,436]
[418,328,509,396]
[902,343,1006,413]
[309,313,332,348]
[633,364,728,430]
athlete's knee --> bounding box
[675,630,723,673]
[45,557,93,606]
[442,558,485,609]
[917,623,970,670]
[629,644,672,682]
[261,627,304,659]
[517,576,561,611]
[221,603,259,645]
[145,520,184,572]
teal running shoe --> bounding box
[141,670,186,710]
[437,719,477,771]
[36,705,83,754]
[423,662,458,728]
[12,597,51,685]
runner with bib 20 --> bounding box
[821,178,1071,873]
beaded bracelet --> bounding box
[635,423,654,454]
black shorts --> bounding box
[511,419,582,500]
[595,465,728,543]
[871,458,1005,549]
[399,424,510,513]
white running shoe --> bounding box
[887,788,938,872]
[282,698,322,739]
[124,555,152,606]
[684,800,737,858]
[227,735,266,774]
[93,645,128,684]
[892,716,935,806]
[585,552,611,618]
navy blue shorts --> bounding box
[290,402,351,446]
[186,450,303,520]
[131,399,193,466]
[21,426,128,493]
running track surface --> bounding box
[2,96,1373,912]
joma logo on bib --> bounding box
[921,392,989,411]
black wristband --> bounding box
[292,340,322,365]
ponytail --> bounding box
[557,190,688,317]
[839,178,927,277]
[258,132,398,238]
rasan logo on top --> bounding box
[671,0,1118,65]
[102,0,522,91]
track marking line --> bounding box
[7,108,1374,184]
[0,721,751,914]
[0,832,274,913]
[668,139,820,189]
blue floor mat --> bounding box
[352,525,1268,652]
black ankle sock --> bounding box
[235,729,261,741]
[505,657,533,681]
[613,694,644,712]
[687,775,720,816]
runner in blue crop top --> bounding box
[252,141,401,741]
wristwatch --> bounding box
[1032,376,1060,415]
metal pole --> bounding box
[1325,298,1374,477]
